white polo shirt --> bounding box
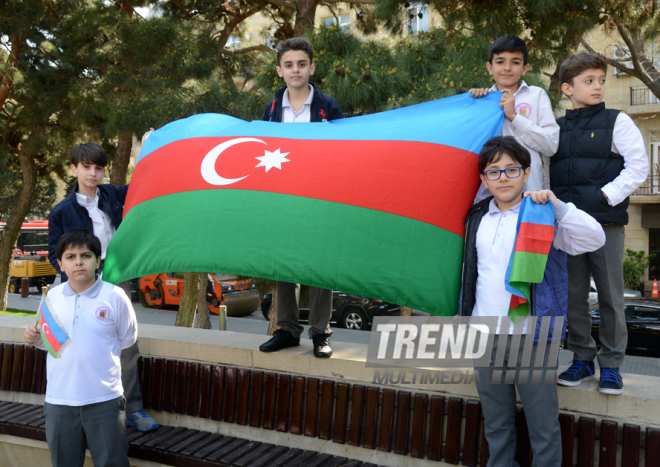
[282,84,314,123]
[76,189,116,259]
[38,278,137,406]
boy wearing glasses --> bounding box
[460,136,604,466]
[469,35,559,201]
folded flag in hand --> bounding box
[505,197,555,318]
[37,293,70,358]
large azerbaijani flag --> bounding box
[104,92,504,315]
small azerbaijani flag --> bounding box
[504,196,555,318]
[36,291,70,358]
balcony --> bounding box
[630,85,660,107]
[634,172,660,196]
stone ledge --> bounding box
[2,317,659,427]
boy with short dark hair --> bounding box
[24,229,137,467]
[460,136,604,466]
[552,53,649,394]
[470,35,560,201]
[48,142,158,431]
[259,37,342,358]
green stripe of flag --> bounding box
[104,190,464,316]
[509,251,549,284]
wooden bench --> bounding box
[1,343,660,466]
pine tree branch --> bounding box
[266,0,297,9]
[223,44,276,55]
[0,34,23,112]
[320,2,339,23]
[325,0,374,4]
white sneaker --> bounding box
[126,410,158,432]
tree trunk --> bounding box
[110,132,133,186]
[0,150,37,311]
[294,0,319,36]
[175,272,198,327]
[267,285,281,335]
[400,306,412,317]
[194,274,210,329]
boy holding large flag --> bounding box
[259,37,343,358]
[25,230,137,467]
[459,136,604,466]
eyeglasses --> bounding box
[483,166,525,181]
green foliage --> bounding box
[623,248,656,290]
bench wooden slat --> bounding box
[445,397,463,464]
[577,417,596,467]
[21,345,34,392]
[378,388,395,452]
[175,360,188,414]
[276,374,291,433]
[142,426,180,448]
[151,426,188,449]
[428,395,445,461]
[206,437,248,462]
[306,453,334,467]
[463,399,481,466]
[192,434,232,459]
[2,405,41,424]
[622,423,640,467]
[151,358,165,411]
[304,378,319,437]
[243,445,288,467]
[236,368,251,426]
[250,371,264,428]
[168,430,209,454]
[262,372,277,430]
[199,364,212,419]
[322,457,350,467]
[156,427,199,451]
[347,385,365,447]
[218,439,260,464]
[27,413,46,428]
[290,376,305,435]
[224,367,238,423]
[410,393,427,459]
[140,357,153,409]
[180,432,221,456]
[162,359,176,413]
[15,408,45,426]
[647,428,660,467]
[268,447,303,467]
[394,391,410,456]
[32,349,46,394]
[332,382,349,444]
[318,380,334,440]
[211,365,225,421]
[10,345,23,392]
[0,404,39,423]
[600,420,618,467]
[559,413,574,467]
[1,344,14,390]
[515,409,532,467]
[362,387,379,450]
[186,363,200,416]
[233,442,277,467]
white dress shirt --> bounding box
[602,112,650,206]
[38,278,137,406]
[282,84,314,123]
[472,198,605,333]
[475,82,560,201]
[76,189,116,259]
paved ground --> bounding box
[6,282,660,377]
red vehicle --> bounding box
[138,273,260,317]
[0,220,50,257]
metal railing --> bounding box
[633,173,660,195]
[631,85,660,106]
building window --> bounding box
[407,3,428,35]
[324,14,350,34]
[264,26,278,48]
[226,35,241,49]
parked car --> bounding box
[260,290,401,330]
[588,278,641,305]
[589,298,660,356]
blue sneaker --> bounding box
[599,368,624,395]
[557,360,595,387]
[126,410,159,432]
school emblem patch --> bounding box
[95,306,112,321]
[515,103,532,118]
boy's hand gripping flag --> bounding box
[105,93,505,316]
[37,289,71,358]
[505,196,555,318]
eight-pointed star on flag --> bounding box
[255,148,290,172]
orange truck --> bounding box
[138,273,260,317]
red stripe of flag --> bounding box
[513,222,554,255]
[509,294,528,310]
[124,138,481,237]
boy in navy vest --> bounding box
[259,37,342,358]
[552,53,649,394]
[48,143,158,430]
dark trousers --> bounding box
[566,225,626,367]
[276,282,333,339]
[44,396,129,467]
